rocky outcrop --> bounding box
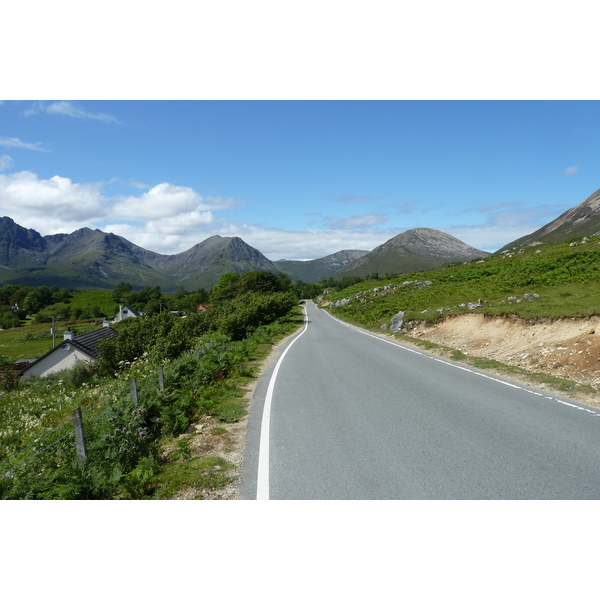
[390,311,405,332]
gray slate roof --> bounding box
[68,327,118,360]
[20,326,118,376]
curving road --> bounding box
[241,301,600,499]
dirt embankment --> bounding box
[410,314,600,399]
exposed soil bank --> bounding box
[410,313,600,406]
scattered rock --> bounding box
[330,297,352,308]
[390,311,405,332]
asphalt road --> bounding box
[241,301,600,499]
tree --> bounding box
[174,289,209,314]
[144,298,163,315]
[210,272,241,303]
[112,282,132,303]
[237,271,287,295]
[23,286,54,314]
[0,309,21,329]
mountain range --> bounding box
[0,217,374,290]
[1,186,598,291]
[498,187,600,251]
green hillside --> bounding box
[324,235,600,330]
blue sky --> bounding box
[1,99,598,260]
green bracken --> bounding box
[326,236,600,328]
[0,281,303,499]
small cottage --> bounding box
[21,323,118,379]
[113,304,142,323]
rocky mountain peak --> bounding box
[383,228,491,262]
[498,187,600,251]
[0,216,48,266]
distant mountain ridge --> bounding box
[334,228,491,278]
[4,183,596,292]
[498,187,600,251]
[274,249,370,282]
[0,217,371,290]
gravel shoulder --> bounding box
[407,313,600,409]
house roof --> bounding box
[120,304,141,316]
[68,327,119,360]
[20,326,118,376]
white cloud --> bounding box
[128,180,152,190]
[106,185,237,254]
[103,212,216,254]
[0,135,49,152]
[24,101,119,123]
[0,154,13,171]
[0,168,561,262]
[210,223,390,261]
[112,183,204,220]
[0,172,105,230]
[0,171,233,255]
[323,213,388,230]
[562,165,579,175]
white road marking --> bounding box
[256,304,309,500]
[323,308,599,417]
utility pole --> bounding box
[51,315,56,348]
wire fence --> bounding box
[0,342,213,478]
[0,372,155,476]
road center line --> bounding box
[256,304,309,500]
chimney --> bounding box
[102,320,111,328]
[64,327,74,341]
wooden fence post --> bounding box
[158,367,165,391]
[71,407,88,462]
[130,379,139,405]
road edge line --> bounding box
[256,303,309,500]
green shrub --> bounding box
[61,361,98,390]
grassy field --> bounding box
[0,290,116,362]
[42,289,117,317]
[0,321,102,362]
[325,235,600,329]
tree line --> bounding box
[0,270,383,330]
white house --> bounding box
[113,304,142,323]
[21,324,118,379]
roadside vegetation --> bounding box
[3,237,599,498]
[322,236,600,404]
[323,236,600,329]
[0,271,301,499]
